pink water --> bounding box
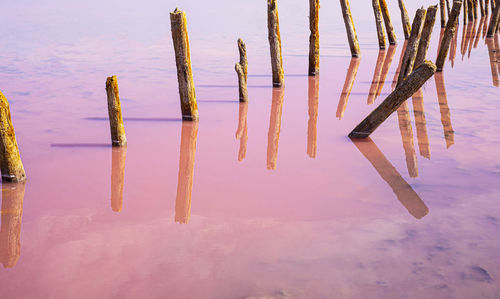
[1,1,500,298]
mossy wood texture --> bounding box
[379,0,397,45]
[436,0,463,71]
[106,76,127,147]
[170,8,199,120]
[415,5,439,68]
[349,61,437,138]
[372,0,387,49]
[398,0,412,39]
[0,91,26,182]
[339,0,361,57]
[267,0,285,87]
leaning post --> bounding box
[436,0,463,71]
[340,0,361,57]
[267,0,285,87]
[106,76,127,147]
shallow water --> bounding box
[1,0,500,298]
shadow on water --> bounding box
[351,138,428,219]
[235,102,248,162]
[0,182,26,268]
[175,121,199,224]
[307,76,319,158]
[111,147,127,212]
[267,88,284,170]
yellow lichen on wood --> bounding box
[372,0,387,49]
[398,0,412,39]
[170,8,199,120]
[379,0,397,45]
[436,0,463,71]
[267,0,285,87]
[0,91,26,182]
[106,75,127,147]
[339,0,361,57]
[309,0,320,75]
[236,39,249,102]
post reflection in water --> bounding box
[351,138,428,219]
[467,19,478,58]
[111,147,127,212]
[397,102,419,178]
[486,36,499,87]
[307,76,319,158]
[367,50,386,105]
[235,102,248,161]
[494,34,500,77]
[267,88,284,170]
[376,45,397,98]
[336,58,360,119]
[411,89,431,159]
[0,183,26,268]
[449,24,459,67]
[175,121,199,224]
[461,22,473,59]
[435,73,455,148]
[473,17,486,49]
[437,28,445,59]
[392,41,408,89]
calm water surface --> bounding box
[1,0,500,298]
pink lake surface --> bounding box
[1,0,500,298]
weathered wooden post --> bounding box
[436,0,463,71]
[235,39,249,102]
[372,0,387,49]
[0,91,26,182]
[487,0,500,37]
[0,182,25,268]
[464,0,469,24]
[235,102,248,161]
[340,0,361,57]
[396,8,427,87]
[337,58,361,119]
[435,73,455,148]
[267,88,284,170]
[111,147,126,212]
[106,76,127,147]
[170,8,199,120]
[415,5,439,68]
[175,121,198,224]
[349,61,437,138]
[468,0,475,21]
[307,76,319,158]
[267,0,285,87]
[379,0,397,45]
[486,0,490,14]
[309,0,320,75]
[368,50,387,104]
[398,0,412,39]
[441,0,448,27]
[480,0,486,16]
[447,0,452,16]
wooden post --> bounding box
[349,61,436,138]
[340,0,361,57]
[170,8,199,121]
[396,8,427,87]
[337,58,361,119]
[379,0,397,45]
[372,0,387,49]
[309,0,320,75]
[447,0,452,16]
[0,182,25,268]
[267,88,284,170]
[267,0,285,87]
[436,0,463,71]
[468,0,475,21]
[307,76,319,158]
[397,102,419,178]
[351,138,428,219]
[464,0,469,24]
[376,45,397,97]
[368,50,386,105]
[0,91,26,183]
[106,76,127,147]
[415,5,439,68]
[412,89,431,159]
[441,0,448,27]
[398,0,412,40]
[111,147,126,212]
[235,102,248,161]
[486,38,500,86]
[435,73,455,148]
[235,39,249,102]
[480,0,486,16]
[486,0,490,14]
[487,0,500,37]
[175,121,198,224]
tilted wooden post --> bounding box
[464,0,469,24]
[170,8,199,120]
[447,0,452,16]
[440,0,448,27]
[396,8,427,87]
[106,76,127,147]
[415,5,439,68]
[235,39,248,102]
[349,61,437,138]
[309,0,320,75]
[267,0,285,87]
[372,0,387,49]
[0,91,26,182]
[339,0,361,57]
[480,0,486,16]
[487,0,500,37]
[436,0,463,71]
[379,0,397,45]
[398,0,412,39]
